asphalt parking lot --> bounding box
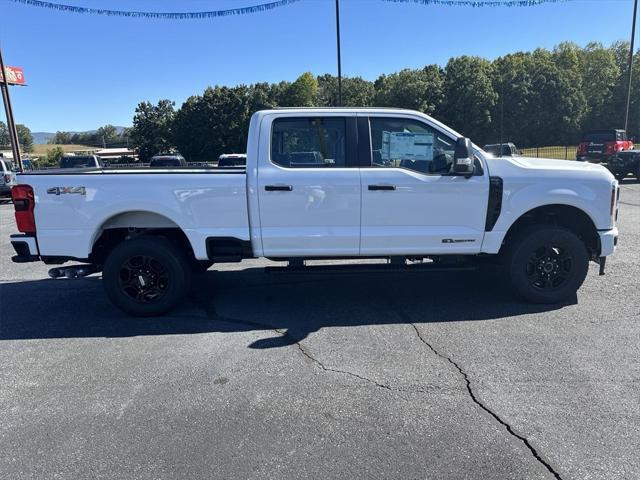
[0,182,639,480]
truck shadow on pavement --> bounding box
[0,266,574,344]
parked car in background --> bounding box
[149,154,187,168]
[576,129,633,162]
[60,155,103,169]
[607,150,640,181]
[0,158,18,197]
[21,158,34,171]
[483,143,521,157]
[218,154,247,167]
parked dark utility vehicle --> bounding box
[607,150,640,181]
[59,155,103,169]
[149,154,187,168]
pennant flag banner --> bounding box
[7,0,575,19]
[6,0,303,19]
[382,0,571,6]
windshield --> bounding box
[60,156,97,168]
[582,132,615,143]
[150,158,181,167]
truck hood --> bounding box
[487,156,615,182]
[509,156,605,172]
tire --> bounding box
[103,236,192,317]
[504,225,589,304]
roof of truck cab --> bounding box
[254,108,464,140]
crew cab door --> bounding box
[256,114,361,256]
[359,115,488,255]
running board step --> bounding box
[265,262,477,275]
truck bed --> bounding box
[20,168,249,260]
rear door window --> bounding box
[271,117,347,168]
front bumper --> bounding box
[598,227,618,257]
[10,234,39,263]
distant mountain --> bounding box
[32,126,128,145]
[32,132,54,144]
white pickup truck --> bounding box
[9,108,619,316]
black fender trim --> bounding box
[206,237,253,263]
[485,176,503,231]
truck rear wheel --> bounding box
[505,225,589,304]
[103,236,192,317]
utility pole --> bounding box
[335,0,342,107]
[624,0,638,132]
[0,44,22,171]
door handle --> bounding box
[265,185,293,192]
[368,184,396,191]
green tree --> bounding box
[626,50,640,136]
[317,74,375,107]
[374,66,444,115]
[491,52,534,146]
[247,82,280,112]
[0,121,9,146]
[16,124,33,153]
[578,42,620,131]
[97,124,119,145]
[173,86,252,162]
[130,100,175,161]
[50,131,72,144]
[280,72,317,107]
[528,48,586,145]
[608,42,639,132]
[44,146,65,166]
[442,56,497,143]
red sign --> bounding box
[0,66,26,86]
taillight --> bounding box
[11,185,36,234]
[577,143,586,154]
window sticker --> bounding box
[381,131,434,161]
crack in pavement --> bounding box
[193,290,561,478]
[291,338,392,391]
[390,301,562,480]
[193,295,396,392]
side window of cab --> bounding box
[271,117,348,168]
[368,117,456,175]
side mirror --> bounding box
[453,137,476,178]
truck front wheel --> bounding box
[103,236,192,317]
[505,225,589,304]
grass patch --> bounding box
[30,144,96,157]
[520,146,577,160]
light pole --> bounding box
[335,0,342,107]
[0,44,22,171]
[624,0,638,133]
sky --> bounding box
[1,0,637,132]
